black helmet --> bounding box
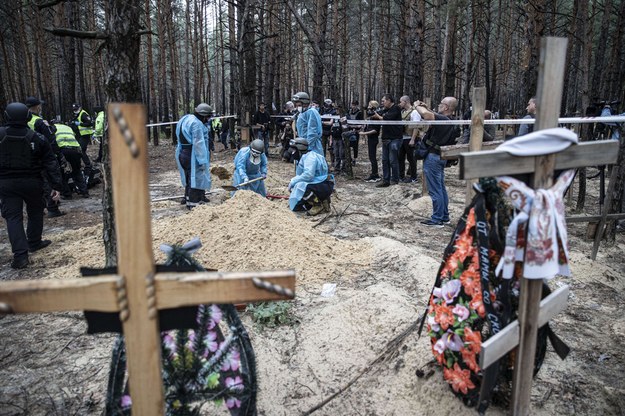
[194,103,212,117]
[291,92,310,105]
[4,102,30,124]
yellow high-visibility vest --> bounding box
[55,123,81,148]
[77,109,94,136]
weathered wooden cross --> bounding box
[0,103,296,415]
[459,38,619,415]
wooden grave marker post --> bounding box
[465,86,486,205]
[0,103,296,415]
[459,38,619,415]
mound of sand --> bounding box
[152,190,371,284]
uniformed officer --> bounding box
[25,96,66,217]
[0,103,63,269]
[53,122,89,197]
[70,103,94,170]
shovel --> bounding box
[221,176,265,192]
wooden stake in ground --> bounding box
[465,87,486,205]
[0,103,296,416]
[459,37,619,415]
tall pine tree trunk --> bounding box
[102,0,142,266]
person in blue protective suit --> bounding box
[292,92,323,156]
[232,139,267,197]
[288,138,334,216]
[176,103,212,209]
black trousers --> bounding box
[0,178,45,259]
[78,135,92,169]
[368,137,379,177]
[398,139,417,180]
[178,149,204,206]
[42,175,59,212]
[293,180,334,211]
[61,147,88,194]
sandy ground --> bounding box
[0,141,624,415]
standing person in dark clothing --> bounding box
[342,100,364,166]
[252,102,271,154]
[518,97,536,136]
[414,96,459,227]
[25,96,65,217]
[360,100,382,182]
[320,99,337,165]
[0,103,63,269]
[70,103,94,171]
[371,94,402,187]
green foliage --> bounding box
[246,301,296,329]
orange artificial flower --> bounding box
[443,363,476,394]
[465,208,476,229]
[435,304,455,331]
[460,269,480,296]
[470,292,486,318]
[460,347,480,372]
[464,327,482,354]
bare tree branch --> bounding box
[136,29,156,37]
[35,0,67,10]
[44,27,109,40]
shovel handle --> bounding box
[222,176,265,191]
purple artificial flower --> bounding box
[203,331,219,357]
[434,338,447,354]
[225,397,241,409]
[121,395,132,409]
[162,332,176,354]
[433,287,443,301]
[452,304,470,322]
[428,315,441,332]
[442,279,462,304]
[225,376,244,392]
[187,330,196,352]
[221,347,241,372]
[443,330,463,352]
[208,305,223,330]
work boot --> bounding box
[11,256,29,269]
[307,204,326,216]
[47,209,66,218]
[28,240,52,253]
[321,199,331,213]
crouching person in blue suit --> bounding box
[288,138,334,216]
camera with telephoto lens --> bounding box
[367,108,385,117]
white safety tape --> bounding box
[145,115,625,127]
[145,115,238,128]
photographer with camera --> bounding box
[371,94,402,187]
[414,96,458,227]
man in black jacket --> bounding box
[25,96,66,217]
[0,103,63,269]
[371,94,402,187]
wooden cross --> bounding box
[0,103,296,415]
[459,38,619,415]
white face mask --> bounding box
[250,150,262,165]
[297,106,303,113]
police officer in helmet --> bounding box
[0,103,63,269]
